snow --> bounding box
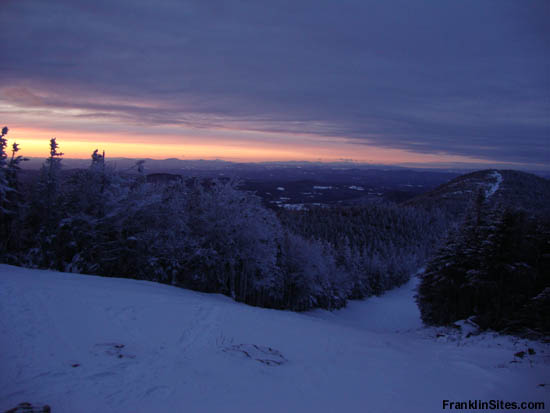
[485,171,503,198]
[1,265,548,413]
[276,187,285,191]
[309,274,423,333]
[348,186,365,191]
[313,186,333,190]
[282,203,305,211]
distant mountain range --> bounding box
[19,157,550,177]
[20,157,410,172]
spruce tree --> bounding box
[0,127,28,258]
[25,138,64,267]
[43,138,64,224]
[0,126,9,203]
[0,126,10,256]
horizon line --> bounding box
[18,156,550,173]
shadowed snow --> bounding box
[0,265,548,413]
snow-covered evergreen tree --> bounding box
[183,178,283,305]
[277,232,348,310]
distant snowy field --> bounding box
[1,265,548,412]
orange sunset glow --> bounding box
[5,125,500,166]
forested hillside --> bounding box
[278,205,449,297]
[405,169,550,222]
[416,171,550,336]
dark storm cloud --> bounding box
[1,0,548,164]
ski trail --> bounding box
[308,269,423,333]
[485,170,502,198]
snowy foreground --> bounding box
[1,265,548,413]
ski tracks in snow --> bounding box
[0,269,227,410]
[89,294,225,407]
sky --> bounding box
[1,0,549,168]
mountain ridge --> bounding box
[404,169,550,220]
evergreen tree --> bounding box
[43,138,64,224]
[0,126,9,201]
[0,127,28,258]
[0,126,11,256]
[25,138,64,267]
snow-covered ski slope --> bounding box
[1,265,548,413]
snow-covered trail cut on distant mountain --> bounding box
[1,265,548,413]
[485,170,503,198]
